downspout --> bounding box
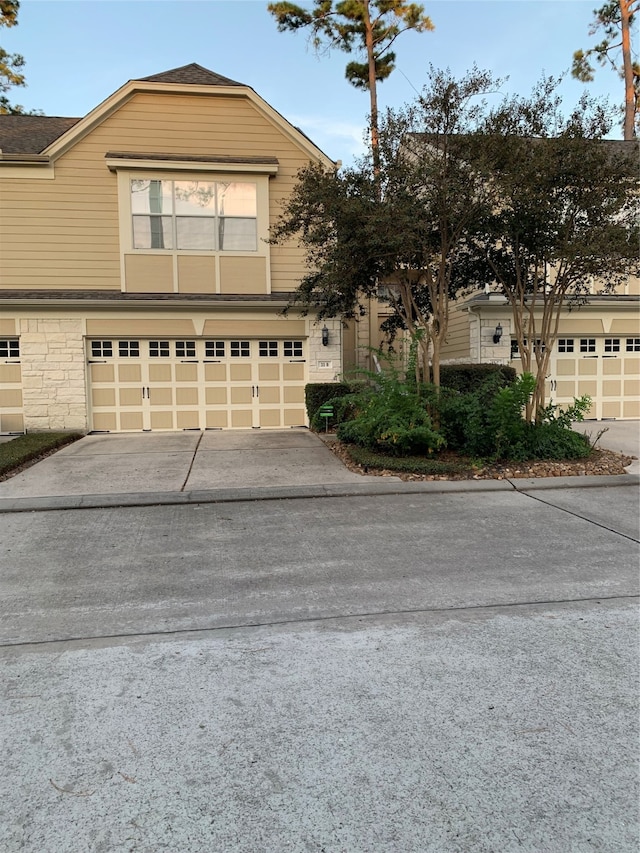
[467,304,482,363]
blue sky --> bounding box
[4,0,631,164]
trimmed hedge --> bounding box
[305,382,354,421]
[0,431,83,478]
[345,444,475,476]
[440,363,516,393]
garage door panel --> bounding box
[602,402,621,418]
[119,388,142,406]
[150,388,173,406]
[206,411,228,428]
[259,364,280,381]
[603,380,622,397]
[230,364,252,382]
[578,360,598,376]
[177,411,199,429]
[0,364,22,383]
[149,364,172,382]
[205,364,227,382]
[175,364,198,382]
[150,411,174,430]
[0,413,24,432]
[623,400,640,418]
[0,388,22,407]
[284,408,306,426]
[625,358,640,374]
[118,364,142,383]
[120,412,144,430]
[260,409,282,427]
[624,379,640,396]
[92,412,117,431]
[231,410,253,427]
[92,388,115,407]
[603,359,621,375]
[206,387,227,405]
[259,386,280,404]
[283,363,304,381]
[231,387,252,404]
[90,364,114,383]
[176,387,199,405]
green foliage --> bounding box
[0,0,29,115]
[345,444,475,476]
[428,372,593,461]
[336,366,444,456]
[440,363,517,393]
[305,382,354,420]
[0,431,83,478]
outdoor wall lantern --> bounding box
[322,325,329,346]
[493,323,503,344]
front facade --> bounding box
[0,64,342,434]
[439,290,640,420]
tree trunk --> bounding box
[362,1,381,176]
[620,0,636,139]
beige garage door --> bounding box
[0,337,23,434]
[88,338,307,432]
[548,336,640,419]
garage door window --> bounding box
[149,341,170,357]
[230,341,250,357]
[284,341,303,357]
[604,338,620,353]
[205,341,225,358]
[626,338,640,352]
[259,341,278,357]
[0,339,19,358]
[119,341,140,357]
[557,339,574,353]
[91,340,112,358]
[580,338,596,353]
[175,341,196,358]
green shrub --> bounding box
[305,382,353,422]
[0,431,83,478]
[345,444,474,476]
[440,363,517,393]
[336,368,444,457]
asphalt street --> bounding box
[1,481,639,852]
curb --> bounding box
[0,472,637,514]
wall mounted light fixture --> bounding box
[493,323,503,344]
[321,325,329,346]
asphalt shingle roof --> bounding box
[0,115,80,154]
[136,63,244,87]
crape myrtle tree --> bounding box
[270,67,504,387]
[572,0,639,139]
[466,79,640,421]
[267,0,434,172]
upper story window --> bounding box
[130,179,257,252]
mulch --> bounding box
[324,437,634,481]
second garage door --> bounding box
[88,337,307,431]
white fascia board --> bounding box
[105,157,278,174]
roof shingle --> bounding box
[0,115,80,154]
[135,63,244,87]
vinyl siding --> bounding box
[0,91,318,292]
[441,304,471,361]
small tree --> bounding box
[572,0,639,139]
[267,0,434,172]
[271,67,503,387]
[0,0,27,114]
[467,81,639,420]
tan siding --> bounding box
[124,255,174,292]
[1,90,319,293]
[219,256,267,294]
[86,319,196,336]
[441,305,471,360]
[202,319,305,337]
[177,256,216,293]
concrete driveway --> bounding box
[0,429,381,499]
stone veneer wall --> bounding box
[307,318,343,383]
[19,318,87,431]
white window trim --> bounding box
[115,169,272,294]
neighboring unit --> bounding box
[0,64,342,434]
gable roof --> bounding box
[0,115,80,154]
[136,63,244,87]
